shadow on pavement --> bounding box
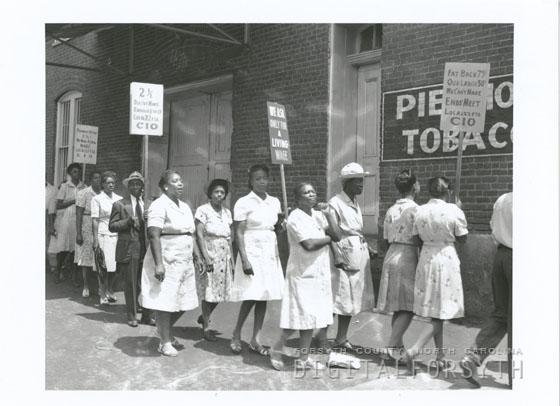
[113,336,161,357]
[76,308,128,324]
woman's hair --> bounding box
[158,169,180,191]
[207,178,229,198]
[394,169,416,194]
[66,162,82,174]
[101,170,116,184]
[428,176,450,198]
[293,182,313,202]
[247,164,270,189]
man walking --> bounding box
[460,191,513,388]
[109,171,155,327]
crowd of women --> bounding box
[46,161,471,374]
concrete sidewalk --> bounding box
[46,274,510,390]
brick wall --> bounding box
[46,24,331,203]
[380,24,513,232]
[46,28,141,194]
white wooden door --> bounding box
[168,91,232,209]
[356,64,381,233]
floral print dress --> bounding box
[194,203,234,303]
[377,198,419,313]
[412,199,468,320]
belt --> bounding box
[422,242,453,247]
[83,213,91,216]
[160,232,193,236]
[391,241,417,247]
[498,244,512,250]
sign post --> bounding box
[440,62,490,199]
[73,124,98,181]
[267,102,292,220]
[130,82,164,200]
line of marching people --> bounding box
[46,161,511,388]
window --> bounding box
[358,24,382,52]
[54,91,82,185]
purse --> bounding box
[331,236,363,272]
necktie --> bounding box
[135,198,143,225]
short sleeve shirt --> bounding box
[76,186,98,215]
[383,198,419,244]
[412,199,468,244]
[233,191,281,231]
[147,193,195,234]
[287,208,328,243]
[91,191,122,235]
[328,191,363,235]
[490,192,512,248]
[194,203,232,238]
[56,180,86,207]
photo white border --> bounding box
[0,0,557,405]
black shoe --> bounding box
[460,357,481,388]
[141,317,156,326]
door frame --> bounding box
[327,24,382,235]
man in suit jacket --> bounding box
[109,171,154,327]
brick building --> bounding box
[46,23,513,318]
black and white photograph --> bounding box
[0,0,558,402]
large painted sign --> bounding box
[382,74,513,162]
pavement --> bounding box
[46,271,510,391]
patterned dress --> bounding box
[280,208,333,330]
[231,191,284,302]
[329,192,375,316]
[377,198,419,312]
[194,203,234,303]
[412,198,468,320]
[74,186,98,268]
[141,193,199,312]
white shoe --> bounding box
[327,351,361,369]
[82,288,90,298]
[295,358,325,370]
[99,296,109,305]
[158,342,178,357]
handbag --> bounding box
[331,236,363,272]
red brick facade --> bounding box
[46,23,512,231]
[380,24,513,232]
[46,24,331,202]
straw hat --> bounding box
[122,171,145,187]
[339,162,370,179]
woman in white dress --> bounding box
[403,177,468,369]
[92,171,122,304]
[377,170,420,359]
[194,178,234,341]
[230,164,284,356]
[270,183,337,371]
[49,162,86,284]
[141,170,204,357]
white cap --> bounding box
[340,162,370,179]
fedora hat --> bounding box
[122,171,145,187]
[339,162,370,179]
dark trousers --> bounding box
[468,245,512,383]
[118,254,151,322]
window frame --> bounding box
[54,90,82,186]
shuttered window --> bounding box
[54,91,82,185]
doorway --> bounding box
[147,75,233,210]
[328,24,382,234]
